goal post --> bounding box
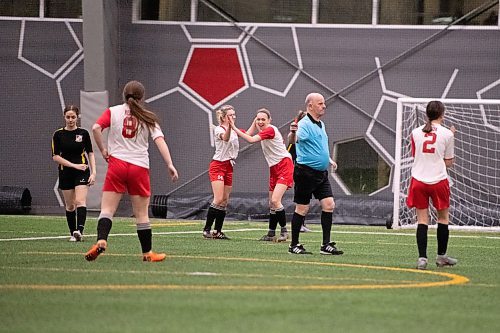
[393,98,500,229]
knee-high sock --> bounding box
[137,222,152,253]
[268,209,277,236]
[416,224,428,258]
[204,206,218,231]
[321,211,333,245]
[437,223,449,255]
[76,206,87,234]
[276,208,286,228]
[214,208,227,232]
[96,216,112,241]
[66,210,76,234]
[291,213,305,246]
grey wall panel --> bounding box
[0,10,499,213]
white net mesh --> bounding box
[395,99,500,228]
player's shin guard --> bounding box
[321,211,333,245]
[66,210,76,234]
[214,207,226,232]
[416,224,428,258]
[291,212,305,246]
[268,209,277,236]
[96,215,113,241]
[137,223,152,254]
[204,206,217,231]
[437,223,449,255]
[76,206,87,234]
[276,208,286,228]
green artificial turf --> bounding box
[0,215,499,333]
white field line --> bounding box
[1,227,499,242]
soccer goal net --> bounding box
[393,98,500,229]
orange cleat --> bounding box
[85,241,107,261]
[142,251,166,262]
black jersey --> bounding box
[52,127,93,170]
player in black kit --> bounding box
[52,105,96,242]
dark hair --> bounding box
[63,104,80,116]
[256,108,271,119]
[423,100,445,133]
[123,80,159,130]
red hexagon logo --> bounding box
[181,46,247,107]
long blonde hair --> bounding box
[123,80,159,130]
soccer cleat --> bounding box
[212,231,230,240]
[436,254,458,267]
[276,227,289,242]
[320,241,344,255]
[69,236,77,242]
[300,225,311,233]
[288,243,312,254]
[203,229,213,239]
[143,251,166,262]
[416,257,428,270]
[84,242,106,261]
[72,230,83,242]
[259,234,276,242]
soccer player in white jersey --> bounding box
[85,81,178,262]
[202,105,241,240]
[407,100,457,270]
[230,108,294,242]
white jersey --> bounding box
[410,123,454,184]
[96,103,164,169]
[258,125,292,167]
[212,125,240,161]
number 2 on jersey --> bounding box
[422,133,436,153]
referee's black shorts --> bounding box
[58,167,90,190]
[293,163,333,205]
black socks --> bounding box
[291,212,305,246]
[416,224,428,258]
[65,210,76,234]
[437,223,449,255]
[76,206,87,234]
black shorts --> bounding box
[58,167,90,190]
[293,163,333,205]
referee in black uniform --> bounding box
[52,105,96,242]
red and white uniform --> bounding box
[96,104,164,169]
[407,123,454,210]
[258,125,292,167]
[212,125,240,162]
[258,125,294,190]
[410,123,454,184]
[209,125,241,186]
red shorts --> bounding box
[208,160,233,186]
[407,177,450,210]
[269,157,294,191]
[103,156,151,196]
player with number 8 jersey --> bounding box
[86,80,178,263]
[95,103,163,168]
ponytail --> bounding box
[423,100,445,133]
[123,81,159,131]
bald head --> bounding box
[305,93,326,120]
